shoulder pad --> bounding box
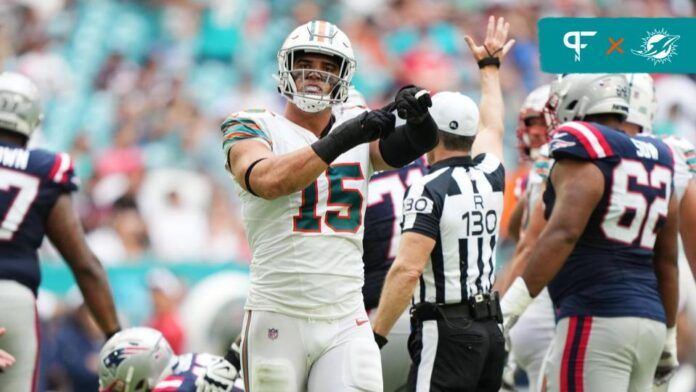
[28,149,79,190]
[549,121,614,160]
[221,111,272,149]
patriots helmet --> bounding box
[0,72,42,139]
[624,73,656,133]
[546,73,629,129]
[98,327,175,392]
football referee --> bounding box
[371,16,513,391]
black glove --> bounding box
[312,110,395,164]
[373,331,388,349]
[394,85,432,124]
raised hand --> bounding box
[394,85,432,125]
[464,16,515,63]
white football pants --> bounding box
[542,316,664,392]
[0,280,39,392]
[239,308,383,392]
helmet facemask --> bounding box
[276,21,356,113]
[278,49,354,113]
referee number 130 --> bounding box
[461,210,498,236]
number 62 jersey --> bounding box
[221,107,372,321]
[543,121,674,322]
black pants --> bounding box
[407,316,506,392]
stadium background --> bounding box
[1,0,695,390]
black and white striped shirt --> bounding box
[401,153,505,305]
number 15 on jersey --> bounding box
[293,163,364,234]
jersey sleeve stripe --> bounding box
[222,121,272,147]
[48,153,62,180]
[556,122,607,158]
[52,153,72,183]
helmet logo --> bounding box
[307,21,337,44]
[102,347,149,369]
[449,121,459,130]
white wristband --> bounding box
[502,277,534,316]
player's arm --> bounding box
[680,179,696,280]
[45,194,121,338]
[521,161,602,295]
[372,232,435,340]
[653,191,680,385]
[506,192,527,243]
[229,141,327,199]
[495,194,547,294]
[654,191,680,329]
[228,110,393,200]
[501,160,603,331]
[466,16,515,163]
[368,87,438,172]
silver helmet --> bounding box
[98,327,175,392]
[277,20,356,113]
[624,73,656,133]
[0,72,42,138]
[547,73,629,127]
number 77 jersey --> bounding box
[222,107,372,320]
[544,121,675,322]
[0,142,78,295]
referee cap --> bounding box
[430,91,479,137]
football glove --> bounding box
[311,109,395,164]
[195,356,239,392]
[394,85,432,125]
[654,326,678,387]
[500,277,534,351]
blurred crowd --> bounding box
[1,0,695,390]
[0,0,694,265]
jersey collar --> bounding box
[319,115,336,139]
[429,155,474,172]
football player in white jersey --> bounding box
[196,21,440,392]
[615,73,696,389]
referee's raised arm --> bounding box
[371,16,514,392]
[465,15,515,164]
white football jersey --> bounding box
[222,105,373,320]
[661,135,696,202]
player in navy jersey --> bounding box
[501,73,679,392]
[98,327,244,392]
[0,72,121,391]
[362,157,427,392]
[363,157,428,311]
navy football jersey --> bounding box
[362,158,427,310]
[544,121,674,322]
[153,353,244,392]
[0,140,78,294]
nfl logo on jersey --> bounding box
[268,328,279,340]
